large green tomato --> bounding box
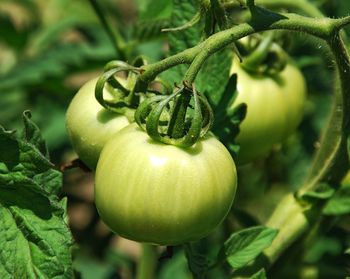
[230,60,306,164]
[66,77,131,170]
[95,124,237,245]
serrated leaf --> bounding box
[249,268,267,279]
[210,74,246,157]
[137,0,173,21]
[222,226,278,270]
[134,19,170,42]
[159,251,191,279]
[0,112,73,278]
[22,111,49,159]
[164,0,232,101]
[184,243,210,278]
[196,49,233,105]
[323,183,350,215]
[163,0,202,84]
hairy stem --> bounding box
[224,0,323,18]
[138,13,350,85]
[300,33,350,194]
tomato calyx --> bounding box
[135,83,213,147]
[95,57,172,116]
[238,34,288,76]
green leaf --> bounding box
[137,0,173,21]
[163,0,202,84]
[159,251,192,279]
[323,183,350,215]
[0,127,20,170]
[184,243,210,278]
[0,112,73,278]
[221,226,278,270]
[249,268,267,279]
[134,19,170,42]
[196,49,233,105]
[304,236,342,263]
[0,28,114,91]
[164,0,233,101]
[22,111,49,159]
[345,248,350,255]
[211,74,247,157]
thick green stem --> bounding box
[300,32,350,194]
[136,244,157,279]
[224,0,323,18]
[138,13,350,86]
[240,34,273,72]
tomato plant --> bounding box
[94,123,237,245]
[2,1,350,279]
[65,77,131,169]
[231,59,306,164]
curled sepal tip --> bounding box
[95,61,140,113]
[135,84,214,148]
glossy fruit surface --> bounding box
[230,60,306,164]
[66,77,131,170]
[95,124,237,245]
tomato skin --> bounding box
[230,60,306,164]
[95,123,237,245]
[65,77,131,170]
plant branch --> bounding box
[138,12,350,86]
[300,31,350,194]
[224,0,323,18]
[88,0,127,60]
[136,244,157,279]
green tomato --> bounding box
[230,60,306,164]
[66,77,131,170]
[95,123,237,245]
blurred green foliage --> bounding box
[1,0,350,278]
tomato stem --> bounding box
[137,12,350,87]
[136,244,157,279]
[240,34,274,73]
[88,0,127,60]
[224,0,323,18]
[300,31,350,193]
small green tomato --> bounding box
[230,60,306,164]
[65,77,131,170]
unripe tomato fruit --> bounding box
[95,124,237,245]
[65,77,131,170]
[230,60,306,164]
